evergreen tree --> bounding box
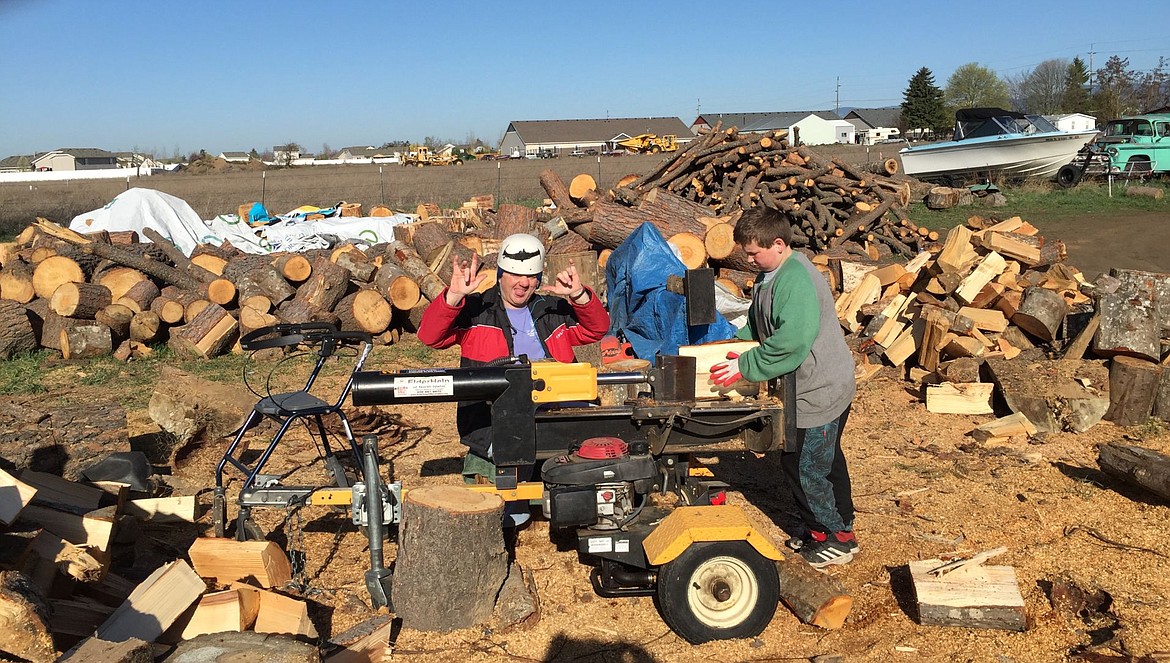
[1061,57,1091,113]
[901,67,948,139]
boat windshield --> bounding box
[956,113,1060,139]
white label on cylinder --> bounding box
[392,375,454,398]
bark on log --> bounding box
[129,310,163,343]
[588,200,714,251]
[271,253,312,283]
[924,186,962,210]
[50,282,112,319]
[141,228,219,284]
[61,323,113,359]
[1098,442,1170,502]
[568,174,601,206]
[547,230,592,256]
[168,303,238,360]
[491,204,538,239]
[295,257,351,312]
[334,290,392,334]
[1156,356,1170,422]
[0,399,130,479]
[1011,286,1067,343]
[1094,268,1162,362]
[165,632,319,663]
[39,311,85,351]
[1105,355,1162,426]
[539,168,578,211]
[277,298,340,327]
[372,262,421,311]
[409,222,453,264]
[776,555,853,629]
[390,241,447,302]
[93,266,145,303]
[94,303,134,341]
[0,570,56,663]
[0,256,36,303]
[391,486,507,631]
[333,249,376,283]
[70,238,205,293]
[0,299,38,359]
[115,277,160,313]
[149,296,185,325]
[230,262,295,306]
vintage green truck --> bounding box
[1057,113,1170,187]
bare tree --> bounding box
[1018,58,1070,114]
[320,143,335,159]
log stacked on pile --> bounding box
[525,124,927,288]
[0,202,488,360]
[832,212,1170,434]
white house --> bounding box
[219,151,252,163]
[1048,113,1097,133]
[843,107,902,144]
[692,111,852,145]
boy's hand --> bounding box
[709,351,742,387]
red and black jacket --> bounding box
[417,285,610,455]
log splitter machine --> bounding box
[345,352,794,643]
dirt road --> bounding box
[1033,210,1170,279]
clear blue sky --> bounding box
[1,0,1165,158]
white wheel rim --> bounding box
[684,554,759,628]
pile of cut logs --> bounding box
[828,212,1170,436]
[536,124,932,276]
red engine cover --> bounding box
[575,437,628,460]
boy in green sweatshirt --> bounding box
[710,207,858,567]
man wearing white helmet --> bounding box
[417,233,610,496]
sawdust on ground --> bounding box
[94,207,1170,662]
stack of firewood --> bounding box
[532,124,927,271]
[0,205,499,360]
[829,212,1170,437]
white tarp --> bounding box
[68,188,415,256]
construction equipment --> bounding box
[617,133,679,154]
[214,325,793,643]
[400,145,464,167]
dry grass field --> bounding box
[0,145,904,237]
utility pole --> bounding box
[1088,44,1095,89]
[835,76,841,116]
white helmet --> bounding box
[497,233,546,276]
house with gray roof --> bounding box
[31,148,118,171]
[843,107,903,144]
[692,111,855,146]
[499,117,693,157]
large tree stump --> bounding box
[0,299,38,359]
[1105,355,1162,426]
[391,486,508,631]
[1011,286,1067,342]
[0,399,130,479]
[147,366,255,462]
[1094,268,1162,362]
[1098,442,1170,502]
[0,570,56,663]
[983,354,1110,434]
[776,554,853,629]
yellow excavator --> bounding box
[617,133,679,154]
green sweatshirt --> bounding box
[736,252,856,428]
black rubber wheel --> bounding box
[1056,164,1082,188]
[650,145,661,154]
[655,541,779,643]
[235,512,265,542]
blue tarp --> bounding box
[605,223,737,359]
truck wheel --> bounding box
[453,159,463,166]
[650,145,661,154]
[1057,165,1082,188]
[656,541,778,643]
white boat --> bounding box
[899,108,1099,184]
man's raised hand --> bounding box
[445,253,486,306]
[541,259,587,301]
